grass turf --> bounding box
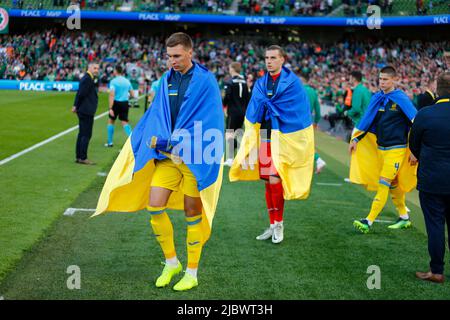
[0,90,145,283]
[0,102,449,299]
[0,91,104,160]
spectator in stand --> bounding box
[348,70,372,127]
[0,31,447,109]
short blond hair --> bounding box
[230,62,241,74]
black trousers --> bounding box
[76,113,94,161]
[328,113,353,129]
[419,191,450,274]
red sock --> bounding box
[265,183,275,225]
[270,182,285,223]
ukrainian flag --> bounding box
[93,63,224,242]
[229,66,315,200]
[350,89,417,192]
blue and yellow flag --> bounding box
[229,67,315,200]
[350,89,417,192]
[93,63,224,241]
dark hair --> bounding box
[165,32,193,50]
[301,73,310,82]
[265,45,287,60]
[230,62,241,74]
[437,72,450,97]
[351,71,363,82]
[115,65,123,74]
[380,66,397,76]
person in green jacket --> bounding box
[302,73,321,129]
[300,73,326,174]
[0,63,6,79]
[348,71,372,127]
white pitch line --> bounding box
[0,95,145,166]
[0,111,108,166]
[63,207,130,216]
[63,208,96,216]
[375,219,395,224]
[316,182,343,187]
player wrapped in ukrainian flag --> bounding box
[93,37,224,291]
[350,66,417,233]
[229,55,315,244]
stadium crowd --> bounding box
[8,0,234,12]
[1,30,447,109]
[5,0,449,16]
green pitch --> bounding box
[0,91,449,299]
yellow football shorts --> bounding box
[377,146,407,183]
[151,158,200,198]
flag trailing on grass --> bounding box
[350,89,418,192]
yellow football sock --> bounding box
[367,181,390,223]
[148,206,176,260]
[390,185,407,216]
[186,214,204,270]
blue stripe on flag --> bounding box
[187,218,202,225]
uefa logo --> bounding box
[0,8,9,32]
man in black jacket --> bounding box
[416,78,436,110]
[409,72,450,284]
[223,62,250,166]
[72,63,99,165]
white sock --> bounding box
[166,256,178,267]
[366,218,373,226]
[186,268,198,279]
[270,223,275,229]
[400,214,409,220]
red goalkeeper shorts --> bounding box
[259,140,279,180]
